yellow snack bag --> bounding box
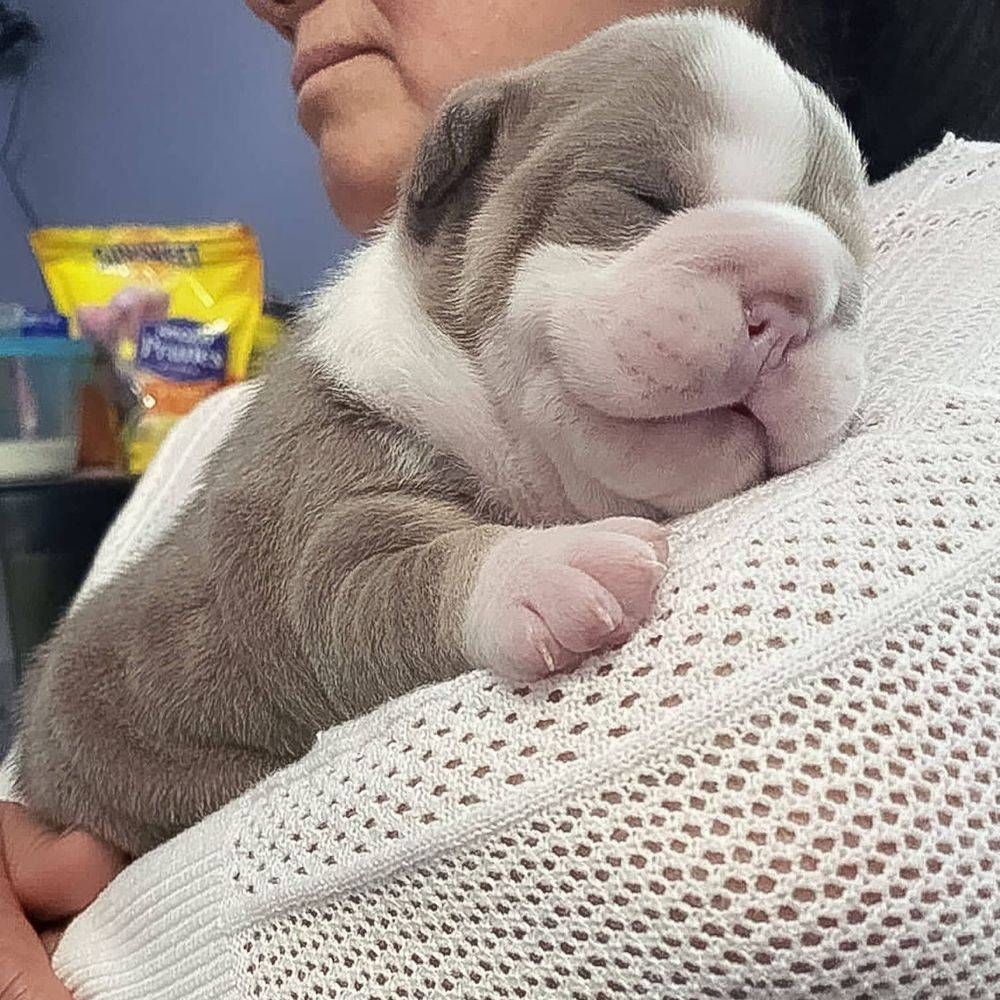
[30,224,263,473]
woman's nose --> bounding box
[244,0,322,39]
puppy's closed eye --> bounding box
[629,189,678,216]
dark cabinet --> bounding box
[0,477,133,754]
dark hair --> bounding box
[760,0,1000,180]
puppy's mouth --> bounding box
[565,386,760,428]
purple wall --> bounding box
[1,0,355,308]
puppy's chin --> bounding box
[743,328,866,476]
[502,325,857,522]
[513,367,770,520]
[547,347,856,518]
[589,404,769,517]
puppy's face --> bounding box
[401,12,870,518]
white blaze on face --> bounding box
[698,18,809,203]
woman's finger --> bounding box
[0,801,127,922]
[0,834,73,1000]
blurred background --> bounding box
[2,0,354,305]
[2,1,359,750]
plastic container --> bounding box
[0,304,24,337]
[0,338,93,480]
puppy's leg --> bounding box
[290,497,669,714]
[17,496,668,853]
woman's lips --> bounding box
[291,42,383,94]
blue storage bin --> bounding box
[0,337,94,480]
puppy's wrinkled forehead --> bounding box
[404,17,719,246]
[401,11,868,342]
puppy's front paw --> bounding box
[463,517,669,682]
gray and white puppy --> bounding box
[16,12,869,856]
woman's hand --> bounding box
[0,802,127,999]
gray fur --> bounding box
[15,11,869,855]
[17,349,507,855]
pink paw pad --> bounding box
[464,516,669,683]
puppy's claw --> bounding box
[535,638,557,673]
[592,601,618,632]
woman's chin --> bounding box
[316,115,425,236]
[321,159,395,236]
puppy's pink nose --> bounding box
[745,298,810,372]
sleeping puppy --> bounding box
[16,11,869,856]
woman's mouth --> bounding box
[291,42,384,94]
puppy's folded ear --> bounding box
[403,78,528,244]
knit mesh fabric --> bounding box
[2,136,996,1000]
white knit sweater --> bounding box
[4,136,1000,1000]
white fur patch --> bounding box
[697,16,808,202]
[302,225,562,518]
[303,226,499,466]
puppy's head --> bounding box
[400,11,870,517]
